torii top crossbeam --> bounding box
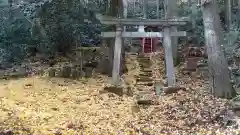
[95,14,188,26]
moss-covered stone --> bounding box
[71,68,80,79]
[60,65,72,78]
[48,68,56,77]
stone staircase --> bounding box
[135,53,155,104]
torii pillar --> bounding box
[112,25,123,86]
[109,0,127,86]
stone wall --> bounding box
[0,46,128,79]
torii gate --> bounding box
[98,0,188,86]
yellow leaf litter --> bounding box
[0,53,239,135]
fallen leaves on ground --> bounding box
[0,53,239,135]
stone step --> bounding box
[137,91,153,94]
[137,56,151,59]
[141,69,153,72]
[140,68,152,71]
[136,78,153,82]
[138,62,151,64]
[139,65,151,68]
[138,59,151,62]
[135,76,153,79]
[137,76,152,79]
[136,99,152,105]
[140,68,151,70]
[139,62,151,65]
[139,72,152,75]
[138,56,151,58]
[138,59,147,61]
[137,75,152,78]
[138,62,151,65]
[139,62,152,65]
[103,86,124,96]
[136,82,153,86]
[136,75,152,79]
[136,77,153,82]
[139,65,152,68]
[134,74,150,78]
[135,93,153,105]
[139,64,152,67]
[127,53,139,55]
[135,76,152,79]
[138,73,151,76]
[136,88,152,92]
[138,54,149,57]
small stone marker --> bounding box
[155,79,163,95]
[185,57,201,71]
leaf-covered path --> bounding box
[0,52,239,135]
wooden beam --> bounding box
[101,31,187,38]
[112,25,123,86]
[163,27,176,86]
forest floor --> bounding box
[0,51,240,135]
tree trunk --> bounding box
[156,0,160,18]
[238,0,240,24]
[201,0,236,98]
[189,0,198,43]
[225,0,232,31]
[143,0,147,18]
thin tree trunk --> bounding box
[225,0,232,31]
[190,0,197,40]
[238,0,240,23]
[142,0,147,19]
[201,0,236,98]
[156,0,160,18]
